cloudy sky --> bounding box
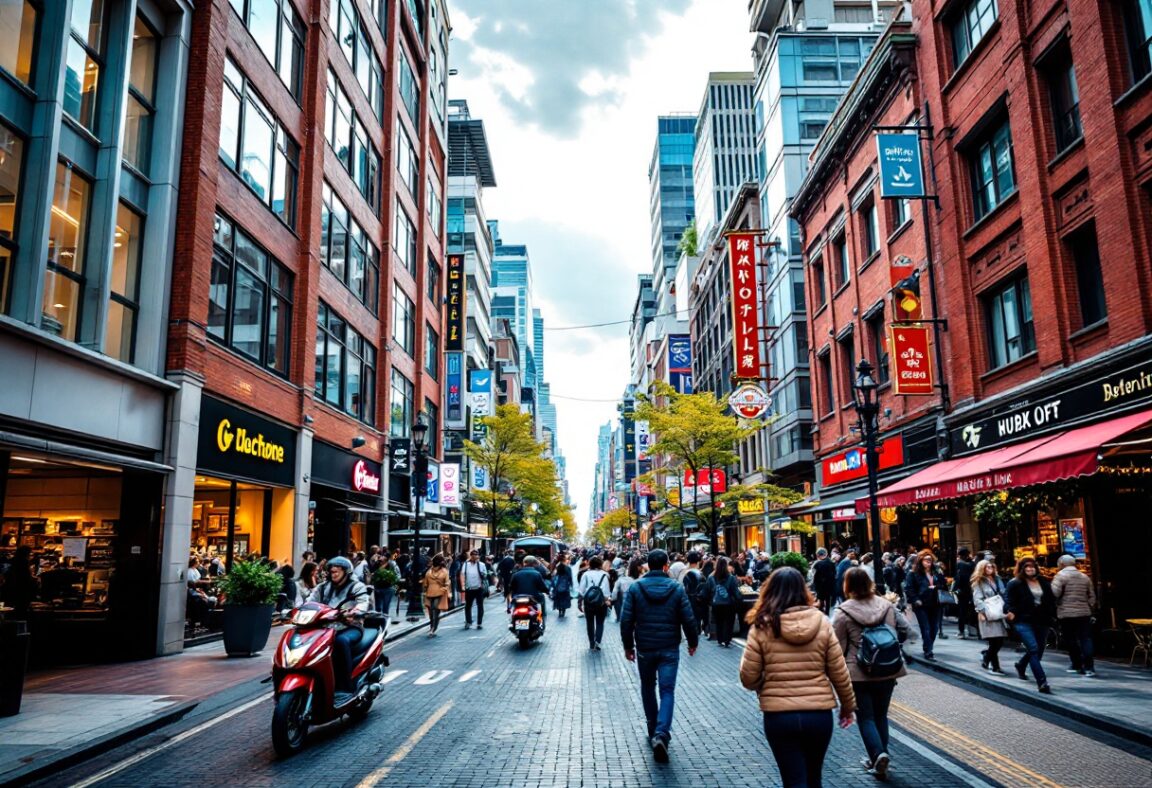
[447,0,753,530]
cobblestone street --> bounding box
[32,605,1152,788]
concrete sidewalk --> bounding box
[905,621,1152,746]
[0,598,482,786]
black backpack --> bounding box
[843,608,903,677]
[583,573,608,611]
[683,569,707,603]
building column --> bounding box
[294,428,313,564]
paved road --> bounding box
[35,603,1152,787]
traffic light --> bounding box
[892,270,922,321]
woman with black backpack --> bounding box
[833,567,909,780]
[706,556,741,647]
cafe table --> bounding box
[1126,618,1152,667]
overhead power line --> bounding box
[544,308,689,331]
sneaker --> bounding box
[958,632,968,639]
[1038,683,1053,695]
[924,653,936,661]
[860,758,874,771]
[1084,670,1097,677]
[1065,668,1082,674]
[873,752,890,779]
[464,624,471,630]
[1016,663,1028,681]
[651,736,669,763]
[476,624,483,630]
[988,666,1007,676]
[938,632,949,639]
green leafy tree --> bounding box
[588,507,632,546]
[677,219,698,257]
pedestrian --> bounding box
[1051,554,1097,677]
[422,554,450,637]
[613,557,642,621]
[905,549,942,660]
[668,553,687,583]
[296,561,319,606]
[833,567,909,780]
[835,549,857,603]
[276,564,297,610]
[953,548,976,638]
[705,556,741,647]
[883,555,906,604]
[578,556,611,650]
[970,558,1008,675]
[620,549,699,763]
[680,551,710,639]
[859,553,875,582]
[2,546,37,617]
[458,549,488,630]
[1004,556,1057,694]
[739,567,856,788]
[812,548,836,614]
[551,553,574,618]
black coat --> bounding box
[953,560,975,594]
[620,571,699,653]
[812,558,837,595]
[905,570,942,608]
[1004,577,1057,625]
[507,567,549,598]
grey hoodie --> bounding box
[832,596,909,682]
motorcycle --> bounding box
[270,601,389,756]
[508,594,545,649]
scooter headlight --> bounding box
[282,641,310,668]
[292,608,319,626]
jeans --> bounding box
[853,680,896,762]
[712,604,736,645]
[636,649,680,741]
[1061,616,1095,672]
[333,627,362,692]
[956,591,975,636]
[914,603,939,656]
[1013,621,1049,685]
[374,586,394,616]
[464,588,485,625]
[585,605,607,647]
[762,709,834,788]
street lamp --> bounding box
[406,415,430,620]
[853,359,887,595]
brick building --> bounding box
[792,0,1152,620]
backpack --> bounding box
[583,573,608,610]
[711,578,732,605]
[843,608,903,677]
[554,568,572,594]
[683,569,706,603]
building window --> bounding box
[969,118,1015,221]
[123,15,158,174]
[324,71,381,212]
[424,323,439,379]
[1043,46,1082,154]
[397,121,418,196]
[1067,224,1106,327]
[838,334,856,405]
[389,367,414,437]
[818,351,834,416]
[328,0,384,119]
[219,59,299,226]
[427,174,442,235]
[0,126,23,314]
[832,233,850,289]
[64,0,107,133]
[812,255,826,306]
[42,162,90,341]
[104,203,143,363]
[208,212,293,374]
[984,273,1035,369]
[315,302,376,425]
[891,197,912,230]
[392,282,414,356]
[0,0,36,86]
[859,199,879,259]
[394,204,417,276]
[951,0,998,69]
[1123,0,1152,83]
[398,48,420,126]
[319,183,378,312]
[229,0,305,100]
[423,399,438,456]
[426,254,440,303]
[866,309,890,385]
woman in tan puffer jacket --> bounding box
[739,567,856,788]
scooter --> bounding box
[270,601,389,756]
[508,594,545,649]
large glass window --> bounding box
[0,0,36,86]
[424,323,438,379]
[208,212,293,374]
[1067,224,1106,327]
[394,204,416,276]
[104,203,142,362]
[818,351,834,415]
[398,48,419,126]
[219,59,299,226]
[951,0,998,68]
[969,118,1015,221]
[389,367,413,437]
[42,162,91,341]
[392,282,414,356]
[320,183,378,311]
[123,15,158,174]
[984,273,1035,369]
[426,254,439,303]
[315,302,376,425]
[0,125,23,314]
[325,70,381,212]
[1124,0,1152,83]
[229,0,305,100]
[427,174,441,235]
[1044,46,1082,154]
[329,0,384,120]
[64,0,106,133]
[397,122,417,196]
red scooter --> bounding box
[270,601,388,756]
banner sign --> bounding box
[623,417,636,483]
[727,233,760,379]
[472,462,488,492]
[1060,518,1086,559]
[445,352,464,427]
[635,420,650,461]
[197,396,296,487]
[633,481,653,496]
[682,468,727,493]
[822,434,904,486]
[889,325,934,396]
[669,335,691,372]
[469,369,493,416]
[877,133,925,198]
[638,497,649,517]
[728,382,771,420]
[388,437,411,475]
[426,459,440,503]
[440,463,461,507]
[445,253,466,351]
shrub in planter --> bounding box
[372,567,399,588]
[218,559,283,656]
[769,551,810,577]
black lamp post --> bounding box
[853,359,887,595]
[406,415,429,620]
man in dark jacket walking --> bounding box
[953,548,976,638]
[620,549,699,764]
[812,548,836,613]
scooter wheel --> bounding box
[271,689,309,757]
[517,633,532,649]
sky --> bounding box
[447,0,753,530]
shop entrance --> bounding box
[191,475,294,570]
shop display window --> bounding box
[190,475,294,569]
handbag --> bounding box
[983,593,1005,622]
[937,589,957,606]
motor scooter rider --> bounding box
[307,556,371,696]
[507,555,550,620]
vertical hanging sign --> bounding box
[445,352,464,428]
[445,253,466,351]
[888,325,935,395]
[728,233,760,380]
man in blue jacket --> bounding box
[620,549,699,764]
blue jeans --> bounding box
[1014,621,1049,685]
[636,649,679,741]
[762,709,833,788]
[853,680,896,762]
[914,604,938,656]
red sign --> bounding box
[352,459,381,493]
[633,482,654,496]
[682,468,727,493]
[728,233,760,380]
[889,325,934,395]
[821,434,904,486]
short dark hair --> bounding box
[432,554,445,568]
[686,550,701,564]
[647,549,668,570]
[589,556,603,570]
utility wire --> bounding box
[548,393,628,403]
[544,308,689,331]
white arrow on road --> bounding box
[414,670,453,685]
[381,669,409,684]
[458,670,482,682]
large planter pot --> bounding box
[222,603,274,657]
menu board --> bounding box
[62,538,88,561]
[1059,518,1087,559]
[1036,513,1060,556]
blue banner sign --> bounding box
[876,133,925,199]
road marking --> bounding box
[413,669,452,685]
[354,700,454,788]
[458,670,481,682]
[731,638,747,648]
[485,648,496,658]
[888,728,996,788]
[381,669,409,684]
[69,694,268,787]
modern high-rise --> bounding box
[649,115,697,277]
[489,220,536,391]
[692,73,757,246]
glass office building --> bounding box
[648,115,696,277]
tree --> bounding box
[588,507,632,546]
[463,404,567,538]
[677,218,698,257]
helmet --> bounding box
[327,556,354,573]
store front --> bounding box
[309,441,385,560]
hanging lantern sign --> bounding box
[728,382,771,420]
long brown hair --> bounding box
[1014,556,1039,581]
[746,567,813,636]
[914,549,937,575]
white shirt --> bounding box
[461,561,485,590]
[668,561,687,582]
[578,569,610,598]
[187,567,202,586]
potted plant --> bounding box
[769,551,810,577]
[371,566,400,620]
[218,558,283,656]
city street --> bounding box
[32,605,1152,788]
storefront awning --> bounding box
[320,499,388,515]
[785,491,865,520]
[856,408,1152,512]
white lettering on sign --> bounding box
[353,459,381,493]
[996,399,1062,438]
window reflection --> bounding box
[43,163,90,340]
[0,126,23,313]
[64,0,106,134]
[0,0,37,85]
[105,204,142,362]
[123,16,158,173]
